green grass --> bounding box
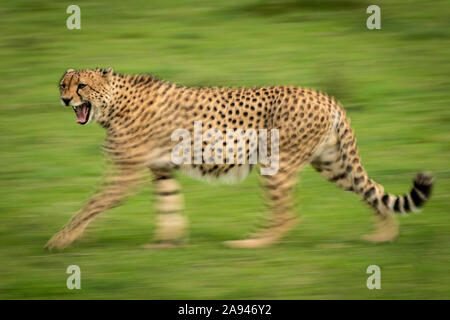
[0,0,449,299]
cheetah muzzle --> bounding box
[73,101,91,125]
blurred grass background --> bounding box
[0,0,449,299]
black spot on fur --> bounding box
[403,195,410,211]
[410,188,423,207]
[364,187,375,199]
[393,198,400,212]
[382,194,389,207]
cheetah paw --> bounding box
[224,238,275,248]
[45,230,76,251]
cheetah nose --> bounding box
[62,98,72,106]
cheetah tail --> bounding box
[380,173,433,214]
[334,109,433,215]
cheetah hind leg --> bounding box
[362,213,399,243]
[311,129,399,243]
[224,164,301,248]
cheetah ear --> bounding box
[102,67,114,78]
[66,68,75,74]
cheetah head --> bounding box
[59,68,114,125]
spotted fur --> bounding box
[45,68,433,250]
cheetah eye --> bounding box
[78,83,87,90]
[60,83,65,89]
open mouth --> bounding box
[72,102,91,125]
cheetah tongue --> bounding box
[75,105,88,124]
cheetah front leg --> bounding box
[45,167,143,250]
[142,168,188,248]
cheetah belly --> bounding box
[179,164,253,184]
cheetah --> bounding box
[45,68,433,250]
